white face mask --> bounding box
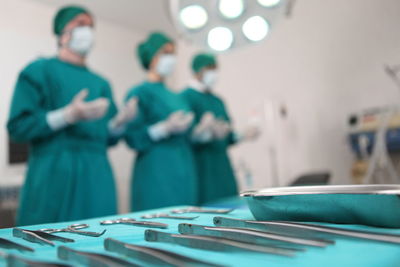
[156,54,176,77]
[202,70,218,88]
[68,26,94,56]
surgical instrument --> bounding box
[0,237,34,252]
[5,253,72,267]
[214,217,400,245]
[58,246,140,267]
[13,228,74,247]
[105,238,225,267]
[100,218,168,229]
[145,230,296,257]
[178,223,332,248]
[141,213,199,220]
[40,224,105,237]
[171,207,234,214]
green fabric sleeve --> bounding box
[123,90,155,152]
[218,98,237,146]
[102,82,120,146]
[180,90,202,145]
[7,70,54,143]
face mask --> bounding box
[68,26,94,56]
[156,54,176,77]
[202,70,218,88]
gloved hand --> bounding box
[64,89,109,124]
[149,110,194,141]
[164,110,194,134]
[238,125,261,142]
[192,112,216,143]
[212,119,232,140]
[110,97,138,129]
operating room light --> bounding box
[170,0,290,52]
[179,5,208,30]
[207,27,234,51]
[218,0,245,19]
[257,0,281,8]
[242,16,270,42]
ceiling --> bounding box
[30,0,177,35]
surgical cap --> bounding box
[192,53,217,73]
[53,6,90,36]
[137,32,173,70]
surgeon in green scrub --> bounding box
[7,6,138,225]
[125,32,198,211]
[182,53,259,205]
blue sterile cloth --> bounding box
[1,202,400,267]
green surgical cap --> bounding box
[53,5,90,35]
[137,32,173,70]
[192,53,217,73]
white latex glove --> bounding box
[165,110,194,134]
[238,125,261,142]
[110,98,138,129]
[64,89,109,124]
[192,112,216,142]
[212,119,232,140]
[149,110,194,141]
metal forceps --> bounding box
[40,224,106,237]
[141,213,199,220]
[13,228,74,247]
[100,218,168,229]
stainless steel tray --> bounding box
[241,184,400,228]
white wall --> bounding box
[0,0,146,213]
[174,0,400,189]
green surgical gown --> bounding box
[7,57,118,226]
[124,81,197,211]
[181,88,238,205]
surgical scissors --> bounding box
[141,213,199,220]
[40,224,106,237]
[100,218,168,229]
